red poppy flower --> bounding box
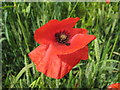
[106,0,110,4]
[108,83,120,90]
[28,17,96,79]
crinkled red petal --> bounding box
[28,44,61,79]
[34,17,80,45]
[57,46,88,78]
[28,45,49,67]
[28,44,88,79]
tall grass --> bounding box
[2,2,120,88]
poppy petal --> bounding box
[32,44,62,79]
[106,0,110,4]
[79,46,88,60]
[34,17,80,45]
[29,44,88,79]
[73,28,88,34]
[28,44,60,79]
[68,28,88,38]
[60,46,88,66]
[28,45,49,67]
[53,34,96,54]
[34,20,60,45]
[39,54,62,79]
[108,83,120,89]
[58,46,88,78]
[60,17,80,28]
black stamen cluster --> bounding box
[55,31,70,46]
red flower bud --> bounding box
[108,83,120,90]
[106,0,110,4]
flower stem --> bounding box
[56,79,59,88]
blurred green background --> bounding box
[2,2,120,88]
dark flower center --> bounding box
[55,31,70,46]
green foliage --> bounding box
[2,2,120,88]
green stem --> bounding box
[56,79,59,88]
[68,2,78,17]
[109,35,118,59]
